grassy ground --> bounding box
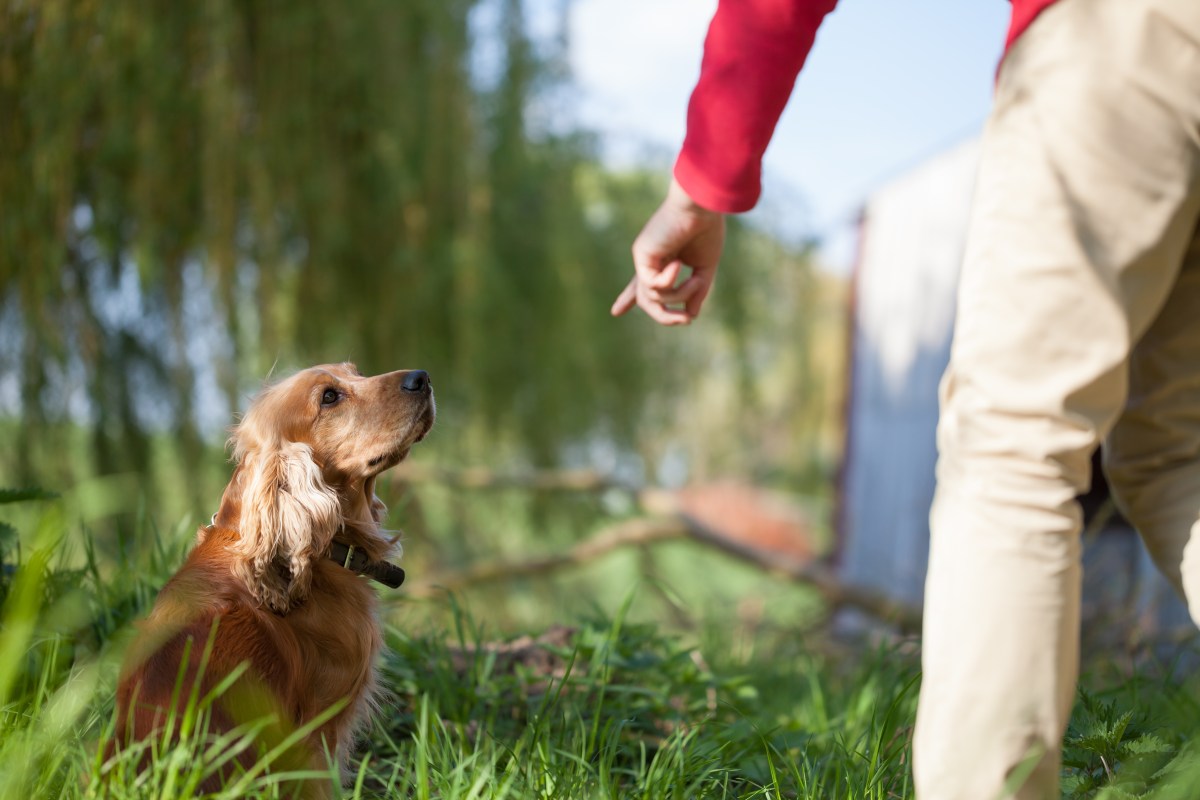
[4,488,1200,799]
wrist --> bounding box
[667,177,722,218]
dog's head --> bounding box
[221,363,435,612]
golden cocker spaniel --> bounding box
[112,363,434,796]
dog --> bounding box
[111,363,434,796]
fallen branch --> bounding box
[676,513,923,631]
[403,517,686,596]
[390,464,638,494]
[402,514,923,632]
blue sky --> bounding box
[568,0,1011,270]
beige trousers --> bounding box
[913,1,1200,798]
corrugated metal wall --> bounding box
[839,139,979,609]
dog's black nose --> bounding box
[401,370,430,393]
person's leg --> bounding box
[913,2,1200,798]
[1107,231,1200,622]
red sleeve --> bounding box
[675,0,839,214]
[1004,0,1058,52]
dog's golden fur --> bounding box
[112,363,434,796]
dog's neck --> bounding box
[334,517,393,562]
[208,515,393,565]
[205,514,403,593]
[210,473,244,530]
[212,465,388,544]
[326,539,405,588]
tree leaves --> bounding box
[0,489,59,505]
[1,2,820,516]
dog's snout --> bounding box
[401,369,430,394]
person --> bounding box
[611,1,1200,798]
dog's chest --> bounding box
[287,571,383,726]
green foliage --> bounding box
[10,489,1200,798]
[0,495,917,799]
[0,1,830,528]
[1063,689,1164,797]
[0,488,61,504]
[0,486,58,609]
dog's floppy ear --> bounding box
[231,441,342,612]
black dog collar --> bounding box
[327,540,406,589]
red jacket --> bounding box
[675,0,1059,213]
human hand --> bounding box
[611,178,726,325]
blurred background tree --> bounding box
[0,1,839,539]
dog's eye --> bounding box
[320,388,340,407]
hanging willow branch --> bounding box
[10,2,768,506]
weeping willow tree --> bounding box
[0,0,826,517]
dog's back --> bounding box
[112,527,375,797]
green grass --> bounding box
[3,488,1200,799]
